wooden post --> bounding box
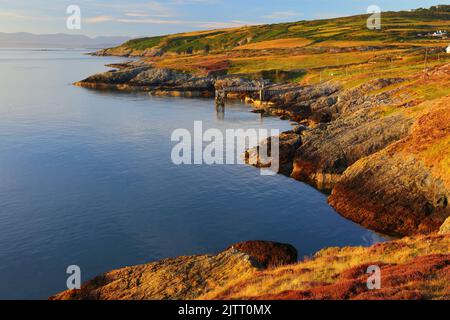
[259,83,265,102]
[215,89,225,108]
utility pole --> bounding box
[424,47,429,71]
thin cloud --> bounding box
[85,16,115,24]
[84,15,258,29]
[262,11,301,20]
[116,18,187,24]
[0,10,53,20]
[91,1,175,18]
[195,20,258,29]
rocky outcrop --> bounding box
[245,131,302,176]
[291,106,414,191]
[329,95,450,236]
[246,66,450,236]
[81,66,151,85]
[75,67,215,95]
[244,78,412,191]
[50,241,297,300]
[227,241,298,268]
[51,249,258,300]
[92,47,163,57]
[50,234,450,300]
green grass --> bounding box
[124,36,165,50]
[110,5,450,55]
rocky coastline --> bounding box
[52,235,450,300]
[55,55,450,300]
[74,61,450,237]
[53,5,450,299]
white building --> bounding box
[432,30,448,37]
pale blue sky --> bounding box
[1,0,449,37]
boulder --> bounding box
[228,241,298,268]
[245,131,302,176]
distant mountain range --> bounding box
[0,32,131,49]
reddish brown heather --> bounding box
[252,254,450,300]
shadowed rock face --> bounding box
[227,241,298,268]
[245,131,302,176]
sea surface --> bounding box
[0,49,385,299]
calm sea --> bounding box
[0,49,385,299]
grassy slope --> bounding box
[201,234,449,300]
[103,6,450,95]
[121,6,450,54]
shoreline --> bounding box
[52,56,450,300]
[51,234,450,300]
[73,61,450,237]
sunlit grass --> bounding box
[200,235,450,299]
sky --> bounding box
[1,0,449,37]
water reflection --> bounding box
[215,104,225,120]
